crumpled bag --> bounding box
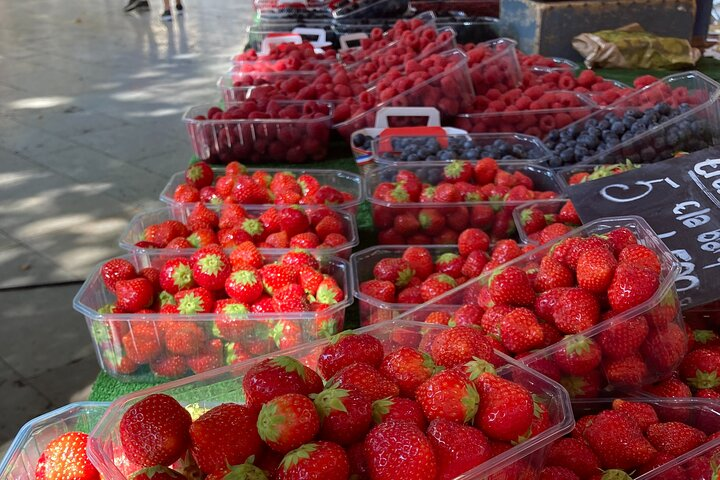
[573,23,700,69]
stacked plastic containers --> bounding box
[86,320,574,479]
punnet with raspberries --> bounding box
[87,320,573,480]
[73,246,351,381]
[393,216,685,393]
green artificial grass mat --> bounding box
[89,59,720,402]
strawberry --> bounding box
[425,311,452,325]
[187,203,219,231]
[331,363,400,401]
[315,215,344,241]
[225,268,263,304]
[605,227,638,255]
[160,258,196,294]
[243,356,323,407]
[192,247,231,291]
[276,441,349,480]
[101,258,137,293]
[360,279,395,302]
[187,228,217,248]
[38,431,99,480]
[317,333,384,379]
[272,284,309,312]
[546,438,600,479]
[288,232,319,249]
[204,462,264,480]
[584,410,657,470]
[371,397,427,430]
[518,207,546,235]
[597,314,649,360]
[115,278,154,313]
[164,322,206,356]
[364,421,437,480]
[280,250,319,269]
[461,250,488,278]
[186,341,224,374]
[260,263,297,295]
[443,160,473,183]
[150,355,187,379]
[640,322,686,372]
[474,373,534,442]
[427,418,492,480]
[608,263,659,313]
[433,184,462,203]
[643,376,693,399]
[394,249,432,283]
[646,422,706,457]
[435,253,464,279]
[430,326,493,368]
[185,161,214,189]
[489,266,535,306]
[539,466,579,480]
[314,276,343,305]
[128,466,186,480]
[498,307,544,353]
[534,255,574,292]
[175,287,215,314]
[576,246,617,294]
[313,386,373,445]
[416,369,479,424]
[418,208,446,234]
[557,201,580,224]
[604,355,649,385]
[230,241,264,269]
[618,244,661,275]
[679,348,720,389]
[258,393,320,453]
[213,301,252,341]
[189,403,263,475]
[473,158,498,185]
[373,258,415,288]
[219,204,247,229]
[553,336,602,375]
[232,176,268,203]
[297,265,324,296]
[377,347,436,399]
[553,288,600,334]
[166,237,193,249]
[119,394,192,467]
[420,274,457,302]
[278,207,310,238]
[392,212,420,236]
[611,399,658,433]
[122,324,163,364]
[174,184,200,203]
[448,305,484,327]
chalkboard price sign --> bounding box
[567,147,720,309]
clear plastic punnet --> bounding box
[159,167,364,215]
[87,320,574,480]
[73,252,352,382]
[0,402,109,479]
[512,198,577,245]
[394,216,684,391]
[183,101,333,165]
[466,38,522,96]
[118,205,360,260]
[436,15,500,44]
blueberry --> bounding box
[546,131,560,142]
[610,122,626,135]
[559,149,575,165]
[548,155,563,167]
[511,144,527,158]
[598,120,611,130]
[407,153,419,162]
[656,103,671,115]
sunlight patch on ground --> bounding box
[8,96,73,110]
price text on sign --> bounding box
[567,147,720,309]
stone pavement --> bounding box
[0,0,253,448]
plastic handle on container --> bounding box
[339,33,369,51]
[374,107,441,128]
[377,126,450,153]
[292,28,332,50]
[260,34,303,54]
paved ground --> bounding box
[0,0,253,449]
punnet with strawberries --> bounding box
[0,402,108,479]
[393,216,685,393]
[365,159,563,244]
[541,398,720,480]
[513,199,583,246]
[159,162,363,214]
[73,247,351,381]
[351,240,535,325]
[557,161,642,191]
[87,320,573,480]
[119,203,359,260]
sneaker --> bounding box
[176,3,184,14]
[160,9,172,21]
[124,0,149,12]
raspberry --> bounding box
[515,96,531,110]
[557,74,576,90]
[633,74,658,89]
[554,113,573,128]
[576,69,597,88]
[539,115,556,132]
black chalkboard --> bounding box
[567,147,720,309]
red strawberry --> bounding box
[418,208,446,234]
[576,246,617,294]
[260,263,297,295]
[185,161,214,189]
[259,208,282,234]
[474,373,534,441]
[646,422,706,457]
[364,421,437,480]
[164,322,206,356]
[230,241,264,269]
[115,278,154,312]
[175,287,215,314]
[546,438,601,479]
[611,399,658,433]
[192,247,231,291]
[150,355,187,379]
[373,258,415,288]
[518,207,546,235]
[605,227,638,255]
[187,228,217,248]
[553,288,600,334]
[371,397,427,430]
[553,336,602,375]
[435,253,464,279]
[498,307,544,353]
[317,333,384,379]
[679,348,720,390]
[416,369,479,424]
[119,394,192,467]
[280,250,319,269]
[186,340,224,374]
[538,466,579,480]
[433,183,461,202]
[313,386,373,445]
[276,441,350,480]
[640,322,687,372]
[315,215,345,241]
[101,258,137,293]
[187,203,219,231]
[225,268,263,304]
[560,370,603,399]
[427,418,492,480]
[420,274,457,302]
[331,363,400,401]
[489,266,535,306]
[128,466,186,480]
[377,347,435,398]
[160,258,196,294]
[461,250,488,278]
[38,431,99,480]
[401,247,435,279]
[448,305,484,327]
[607,263,659,313]
[443,160,473,183]
[430,326,494,368]
[557,201,580,224]
[289,232,319,249]
[597,314,649,360]
[605,354,649,385]
[257,393,320,453]
[189,403,263,475]
[360,279,395,302]
[314,276,343,305]
[272,284,309,312]
[204,462,264,480]
[243,356,323,407]
[644,376,693,398]
[618,244,661,275]
[218,204,247,229]
[538,223,573,245]
[174,184,200,203]
[122,324,163,364]
[473,158,498,185]
[278,207,310,238]
[534,255,574,292]
[585,415,657,470]
[232,176,268,203]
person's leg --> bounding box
[161,0,172,20]
[176,0,183,13]
[124,0,150,12]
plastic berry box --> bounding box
[411,0,499,17]
[118,205,360,260]
[245,22,338,50]
[570,398,720,479]
[0,402,109,479]
[335,49,475,140]
[217,69,319,105]
[159,167,364,215]
[466,38,522,96]
[512,198,575,245]
[556,162,643,191]
[455,91,596,139]
[331,0,409,21]
[87,319,573,480]
[371,132,553,165]
[183,101,333,165]
[350,245,463,325]
[395,216,684,391]
[230,57,338,74]
[544,71,720,167]
[436,14,500,44]
[365,160,563,242]
[73,252,352,382]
